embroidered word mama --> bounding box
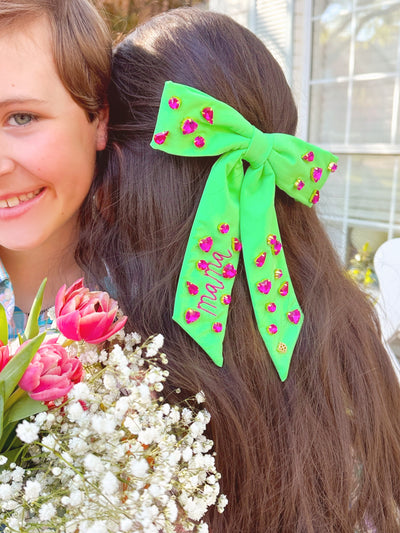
[197,250,233,316]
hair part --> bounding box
[0,0,111,120]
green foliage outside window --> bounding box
[95,0,204,38]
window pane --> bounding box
[318,154,348,217]
[356,0,397,7]
[313,0,351,18]
[350,79,394,143]
[312,12,351,78]
[354,4,400,75]
[309,82,348,143]
[348,154,395,223]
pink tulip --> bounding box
[55,279,127,344]
[19,338,83,402]
[0,343,11,372]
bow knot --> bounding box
[150,81,338,381]
[243,127,272,168]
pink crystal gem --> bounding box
[287,309,301,325]
[255,252,266,267]
[197,260,209,271]
[168,97,181,109]
[212,322,223,333]
[221,294,231,305]
[328,162,337,172]
[302,151,314,162]
[310,190,320,204]
[257,279,272,294]
[311,167,323,182]
[267,234,277,246]
[222,264,237,279]
[232,238,242,252]
[274,269,283,279]
[272,241,282,255]
[182,118,198,135]
[202,107,214,124]
[266,302,276,313]
[194,136,205,148]
[153,131,169,145]
[267,324,278,335]
[186,281,199,295]
[294,179,305,191]
[199,237,213,252]
[185,309,201,324]
[279,281,289,296]
[218,223,230,234]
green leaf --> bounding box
[0,332,45,401]
[0,304,8,345]
[0,444,25,470]
[3,394,47,426]
[0,421,19,453]
[24,278,47,340]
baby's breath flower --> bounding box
[0,332,225,531]
[39,502,56,520]
[217,493,229,513]
[16,420,39,444]
[195,391,206,404]
[24,480,41,501]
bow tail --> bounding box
[240,165,304,381]
[172,155,244,366]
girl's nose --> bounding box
[0,150,16,176]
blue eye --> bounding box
[8,113,36,126]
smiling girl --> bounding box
[0,0,111,335]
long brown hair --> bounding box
[79,8,400,532]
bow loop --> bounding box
[243,127,272,168]
[150,81,338,381]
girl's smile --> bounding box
[0,187,45,220]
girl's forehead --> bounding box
[0,15,53,60]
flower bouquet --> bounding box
[0,280,226,532]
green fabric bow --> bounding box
[150,81,338,381]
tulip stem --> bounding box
[4,387,27,412]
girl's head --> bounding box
[109,7,297,136]
[0,0,111,120]
[0,0,111,255]
[89,8,400,532]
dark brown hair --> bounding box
[80,8,400,532]
[0,0,111,119]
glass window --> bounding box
[309,0,400,266]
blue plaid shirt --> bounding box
[0,259,52,339]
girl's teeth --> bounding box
[6,197,19,207]
[0,188,42,208]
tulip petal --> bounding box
[56,311,82,341]
[78,312,115,342]
[54,284,67,315]
[86,315,128,344]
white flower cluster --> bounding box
[0,333,227,532]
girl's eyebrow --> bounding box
[0,97,48,108]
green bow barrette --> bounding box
[150,81,338,381]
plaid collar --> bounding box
[0,258,8,283]
[0,258,15,324]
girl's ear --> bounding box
[95,105,109,151]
